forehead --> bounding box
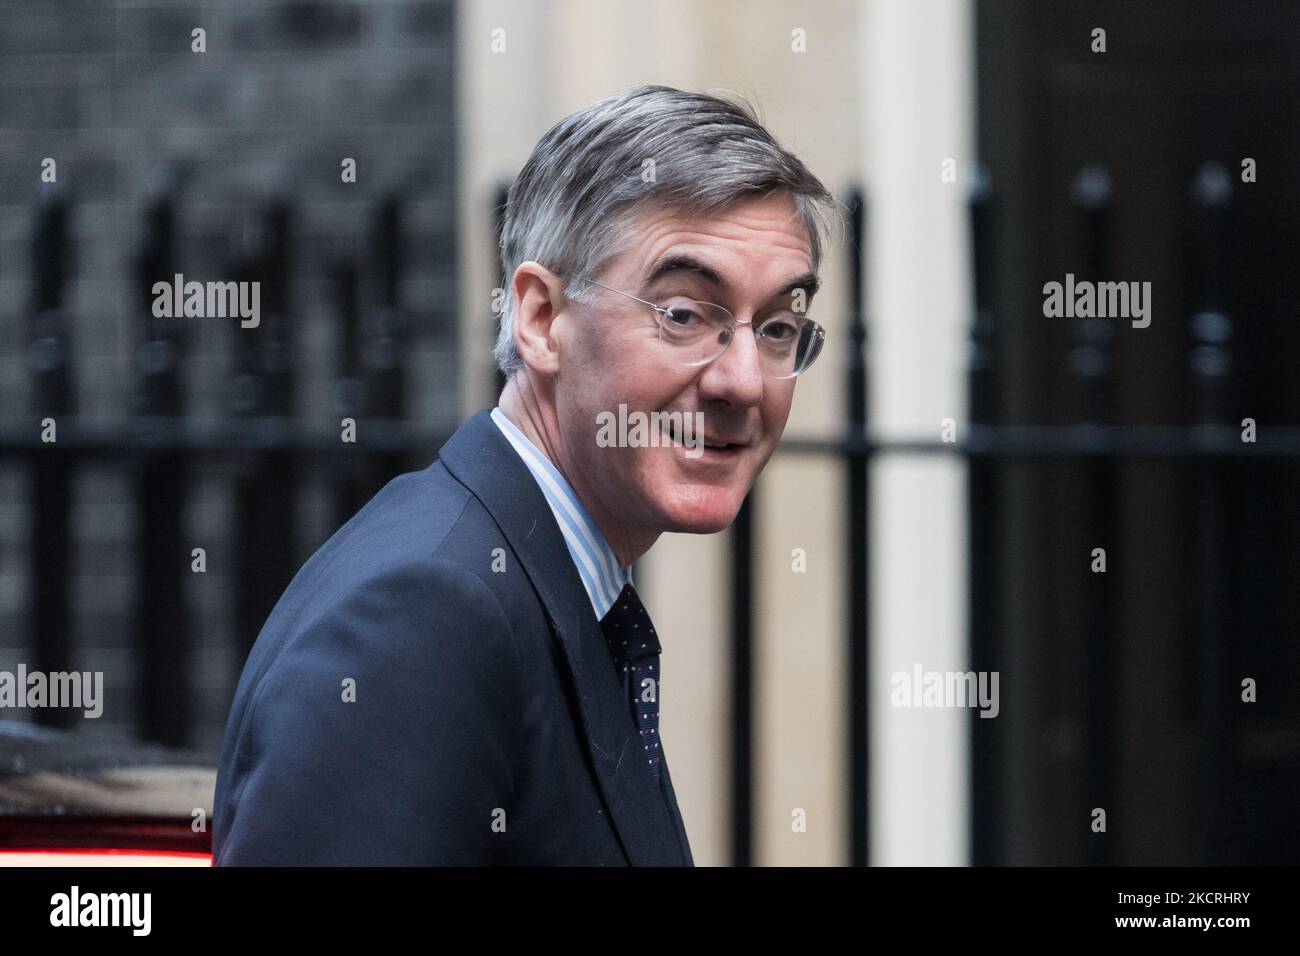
[614,192,814,285]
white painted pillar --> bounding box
[860,0,975,865]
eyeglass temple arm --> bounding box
[571,273,810,337]
[569,274,667,315]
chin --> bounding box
[652,484,747,534]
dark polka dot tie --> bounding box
[598,582,663,781]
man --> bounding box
[212,84,840,865]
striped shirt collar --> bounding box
[490,406,632,620]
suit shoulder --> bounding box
[218,462,517,758]
[212,547,524,865]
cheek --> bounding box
[762,390,795,439]
[578,339,669,412]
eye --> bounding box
[759,316,800,342]
[663,305,702,327]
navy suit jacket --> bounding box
[211,410,694,865]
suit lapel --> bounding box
[438,410,689,866]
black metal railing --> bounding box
[3,166,1296,865]
[3,187,438,751]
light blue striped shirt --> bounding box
[490,406,632,620]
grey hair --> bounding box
[493,84,846,379]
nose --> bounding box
[696,318,764,406]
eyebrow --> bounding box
[642,253,821,304]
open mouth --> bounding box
[700,438,742,452]
[663,416,747,453]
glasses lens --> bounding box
[655,300,826,379]
[759,316,825,379]
[656,300,733,366]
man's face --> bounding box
[553,191,817,537]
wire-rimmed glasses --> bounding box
[568,273,826,380]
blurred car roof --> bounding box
[0,720,215,856]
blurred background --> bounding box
[0,0,1297,866]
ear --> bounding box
[511,261,568,376]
